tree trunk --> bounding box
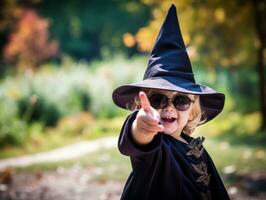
[252,0,266,131]
[257,43,266,130]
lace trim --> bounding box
[185,135,211,190]
[201,190,212,200]
[191,162,211,186]
[186,136,205,158]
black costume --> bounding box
[112,4,230,200]
[118,111,230,200]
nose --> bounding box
[163,101,175,111]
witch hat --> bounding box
[112,4,225,123]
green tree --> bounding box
[252,0,266,131]
[35,0,153,60]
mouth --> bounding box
[161,117,176,123]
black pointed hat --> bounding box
[112,4,225,123]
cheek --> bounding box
[177,112,191,126]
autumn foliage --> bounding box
[4,9,58,71]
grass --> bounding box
[196,111,266,185]
[0,113,127,159]
[205,137,266,174]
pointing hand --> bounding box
[131,91,164,144]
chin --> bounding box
[162,125,183,136]
[163,129,176,135]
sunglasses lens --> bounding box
[174,96,192,111]
[149,94,167,109]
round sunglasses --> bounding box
[148,94,195,111]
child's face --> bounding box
[147,89,195,137]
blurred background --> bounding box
[0,0,265,199]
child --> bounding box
[112,4,230,200]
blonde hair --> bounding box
[126,88,149,111]
[126,88,206,135]
[183,95,206,135]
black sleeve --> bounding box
[118,111,163,158]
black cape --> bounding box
[118,111,230,200]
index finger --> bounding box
[139,91,152,113]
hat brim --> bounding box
[112,76,225,123]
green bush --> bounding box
[2,55,259,125]
[17,95,60,127]
[193,64,259,114]
[0,98,27,147]
[86,55,146,118]
[2,65,93,127]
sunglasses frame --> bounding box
[148,93,195,111]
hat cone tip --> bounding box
[170,4,176,9]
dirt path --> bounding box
[0,137,117,170]
[0,165,124,200]
[0,166,266,200]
